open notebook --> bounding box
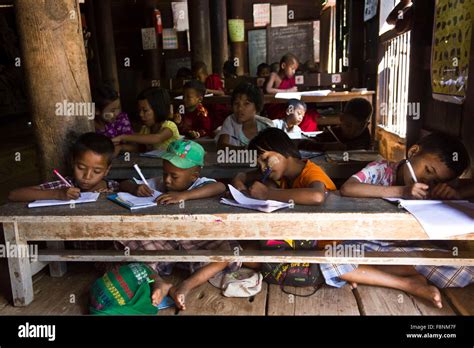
[108,190,162,210]
[275,90,332,100]
[385,198,474,238]
[28,192,100,208]
[220,185,292,213]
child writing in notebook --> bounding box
[265,53,299,94]
[112,87,180,154]
[8,133,119,201]
[272,99,306,139]
[321,132,472,308]
[118,139,240,311]
[217,82,273,150]
[299,97,373,151]
[232,127,336,205]
[173,80,211,139]
[93,84,133,139]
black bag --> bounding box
[260,240,324,297]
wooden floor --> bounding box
[0,263,473,316]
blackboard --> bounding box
[248,29,267,76]
[267,22,314,65]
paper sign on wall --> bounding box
[253,3,270,27]
[171,2,189,32]
[141,27,157,50]
[228,19,245,42]
[364,0,378,22]
[271,5,288,28]
[162,28,178,50]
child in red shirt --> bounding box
[174,80,211,139]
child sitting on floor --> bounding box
[112,87,180,155]
[173,80,211,139]
[118,139,239,310]
[320,132,472,308]
[8,132,119,201]
[299,97,373,151]
[217,82,273,150]
[93,84,133,139]
[272,99,306,139]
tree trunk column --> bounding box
[210,0,228,74]
[229,0,245,75]
[15,0,94,181]
[188,0,212,69]
[143,0,162,84]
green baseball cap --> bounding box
[161,139,205,169]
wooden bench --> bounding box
[1,193,473,306]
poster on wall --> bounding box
[364,0,378,22]
[228,19,245,42]
[431,0,474,104]
[162,29,178,50]
[271,5,288,28]
[253,3,270,27]
[171,2,189,32]
[141,28,157,50]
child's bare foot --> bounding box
[169,281,193,311]
[405,274,442,309]
[151,279,173,307]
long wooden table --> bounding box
[193,91,375,105]
[1,193,473,306]
[108,153,369,181]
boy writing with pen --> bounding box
[8,133,119,202]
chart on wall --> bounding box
[431,0,474,104]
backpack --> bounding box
[260,240,324,297]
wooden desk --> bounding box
[1,193,473,306]
[108,153,369,181]
[195,91,375,105]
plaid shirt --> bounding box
[39,176,120,192]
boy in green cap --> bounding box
[119,139,240,311]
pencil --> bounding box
[261,167,272,183]
[133,164,150,188]
[327,126,342,143]
[405,159,418,183]
[53,169,73,188]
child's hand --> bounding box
[289,86,298,92]
[249,181,269,200]
[58,187,81,200]
[188,131,200,139]
[402,183,429,200]
[430,183,461,200]
[111,135,123,145]
[155,191,188,205]
[135,184,154,197]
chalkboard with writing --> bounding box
[267,22,314,65]
[248,29,267,76]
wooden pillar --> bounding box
[189,0,212,69]
[210,0,228,74]
[143,0,162,84]
[94,0,120,91]
[15,0,94,182]
[229,0,245,75]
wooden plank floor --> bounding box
[0,264,472,315]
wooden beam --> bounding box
[188,0,213,69]
[36,249,474,266]
[93,0,120,91]
[209,0,228,74]
[15,0,94,181]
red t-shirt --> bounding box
[205,74,231,131]
[178,104,211,137]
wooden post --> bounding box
[143,0,162,85]
[229,0,245,75]
[210,0,228,74]
[15,0,94,181]
[188,0,213,69]
[94,0,120,91]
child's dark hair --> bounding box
[94,84,119,111]
[176,67,193,79]
[183,79,206,98]
[72,132,115,165]
[416,132,470,178]
[287,98,307,112]
[257,63,271,75]
[280,53,298,67]
[344,98,373,123]
[223,59,237,77]
[231,82,264,113]
[248,128,301,159]
[137,87,171,123]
